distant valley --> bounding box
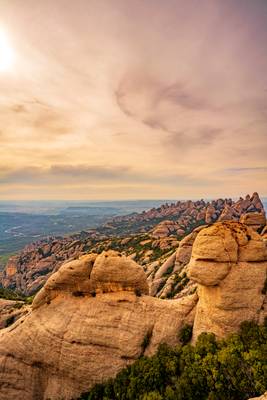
[0,200,170,268]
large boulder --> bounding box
[240,211,266,231]
[0,252,197,400]
[0,299,30,329]
[188,221,267,341]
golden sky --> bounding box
[0,0,266,200]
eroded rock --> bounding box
[188,221,267,341]
[0,252,196,400]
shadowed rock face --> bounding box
[0,251,196,400]
[188,221,267,341]
[240,211,266,231]
[0,223,266,400]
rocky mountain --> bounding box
[0,220,266,399]
[108,192,265,237]
[1,193,265,297]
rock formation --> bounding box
[1,193,265,296]
[240,211,266,231]
[146,225,206,298]
[0,299,29,329]
[188,221,267,341]
[0,221,266,399]
[0,251,197,400]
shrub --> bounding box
[141,328,153,355]
[134,288,142,297]
[79,321,267,400]
[5,315,15,327]
[179,324,193,345]
[262,276,267,294]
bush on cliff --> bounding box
[80,320,267,400]
[0,287,34,304]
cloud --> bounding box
[163,127,224,151]
[0,0,267,199]
[223,167,267,174]
[0,164,216,188]
[0,165,130,184]
[115,72,212,131]
[154,83,211,111]
[0,98,73,143]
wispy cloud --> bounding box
[0,0,267,199]
[223,167,267,174]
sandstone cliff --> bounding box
[188,221,267,341]
[0,252,197,400]
[0,221,266,399]
[1,193,265,296]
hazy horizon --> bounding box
[1,0,267,200]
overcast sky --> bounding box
[0,0,266,200]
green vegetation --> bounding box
[178,324,193,345]
[0,287,25,301]
[80,321,267,400]
[166,272,190,298]
[5,315,16,327]
[262,276,267,295]
[0,287,34,304]
[91,234,172,265]
[141,328,153,356]
[0,253,14,271]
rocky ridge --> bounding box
[1,193,265,296]
[0,221,266,399]
[0,252,197,400]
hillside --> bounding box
[1,192,265,296]
[0,220,266,400]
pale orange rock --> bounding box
[188,221,267,341]
[240,211,266,231]
[0,252,197,400]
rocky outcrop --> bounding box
[1,237,92,295]
[33,251,149,309]
[188,221,267,341]
[0,252,197,400]
[148,193,264,239]
[146,225,207,298]
[151,220,183,239]
[0,299,30,329]
[240,211,266,231]
[2,193,265,295]
[0,222,266,399]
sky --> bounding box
[0,0,266,200]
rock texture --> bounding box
[1,237,94,296]
[0,299,29,329]
[0,222,266,399]
[1,193,264,295]
[0,252,197,400]
[188,221,267,341]
[240,211,266,231]
[146,225,206,299]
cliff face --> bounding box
[0,252,197,400]
[0,221,266,400]
[188,222,267,341]
[1,193,265,296]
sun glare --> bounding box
[0,29,15,72]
